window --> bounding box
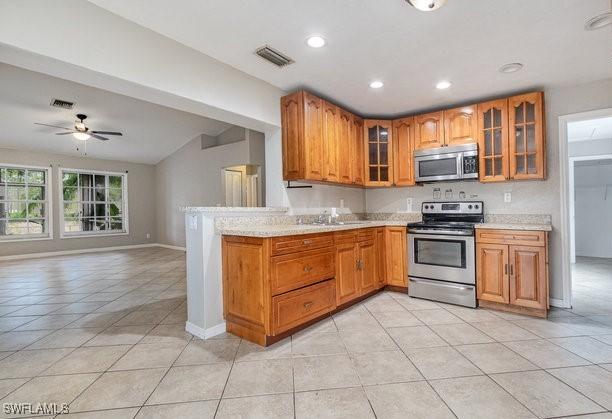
[0,165,51,241]
[60,169,128,237]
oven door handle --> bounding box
[409,277,473,291]
[408,228,473,236]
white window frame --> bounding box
[58,167,129,239]
[0,163,53,242]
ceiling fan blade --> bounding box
[55,132,76,135]
[89,134,110,141]
[91,131,123,136]
[34,122,73,131]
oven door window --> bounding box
[418,157,459,178]
[414,238,466,268]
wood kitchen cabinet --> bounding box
[322,101,340,182]
[392,117,416,186]
[477,99,509,182]
[335,240,360,305]
[337,109,353,184]
[444,105,478,146]
[384,226,408,288]
[414,111,444,150]
[364,119,393,186]
[476,228,549,317]
[351,115,365,185]
[509,92,546,180]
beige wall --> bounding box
[154,132,265,248]
[0,147,156,257]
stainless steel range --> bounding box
[407,201,484,308]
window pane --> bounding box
[0,168,5,182]
[368,127,378,141]
[0,184,5,200]
[0,203,5,218]
[79,173,94,188]
[515,126,525,153]
[483,109,491,129]
[27,203,44,218]
[7,202,26,219]
[379,127,388,143]
[80,188,95,202]
[109,219,123,231]
[0,219,5,235]
[379,143,388,165]
[64,203,80,218]
[108,188,122,201]
[64,218,81,232]
[95,175,106,188]
[63,187,78,201]
[7,220,28,235]
[514,103,524,123]
[81,218,95,231]
[81,203,94,217]
[109,176,122,189]
[109,202,122,216]
[63,172,78,186]
[95,204,107,217]
[493,108,502,127]
[27,170,45,184]
[95,219,108,231]
[6,169,25,183]
[7,186,26,200]
[27,220,44,234]
[484,130,492,156]
[28,186,45,201]
[95,187,106,201]
[369,166,378,182]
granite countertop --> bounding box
[475,223,552,231]
[219,220,408,237]
[181,206,289,213]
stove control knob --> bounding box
[468,204,473,210]
[475,204,480,210]
[424,205,429,210]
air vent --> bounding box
[255,45,294,67]
[50,98,75,109]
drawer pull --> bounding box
[302,239,313,245]
[303,266,313,273]
[303,301,313,309]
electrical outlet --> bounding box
[146,233,151,239]
[339,198,345,208]
[504,192,512,203]
[406,198,413,212]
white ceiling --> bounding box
[568,116,612,142]
[89,0,612,116]
[0,63,231,164]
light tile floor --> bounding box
[0,250,612,418]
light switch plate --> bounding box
[504,192,512,203]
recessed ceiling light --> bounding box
[369,81,384,89]
[306,35,326,48]
[436,80,452,90]
[499,62,524,74]
[585,12,612,30]
[406,0,447,12]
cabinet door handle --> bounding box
[504,264,508,275]
[303,301,313,309]
[303,266,313,273]
[510,264,514,276]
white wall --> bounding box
[574,162,612,258]
[155,133,265,247]
[0,147,156,257]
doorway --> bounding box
[560,111,612,311]
[222,164,262,207]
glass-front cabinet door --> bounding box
[508,92,545,180]
[477,99,509,182]
[364,119,393,186]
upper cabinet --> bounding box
[477,99,509,182]
[444,105,478,147]
[364,120,393,187]
[414,111,444,150]
[392,117,416,186]
[509,92,545,180]
[281,90,546,187]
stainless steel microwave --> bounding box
[414,143,478,183]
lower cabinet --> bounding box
[476,229,549,317]
[222,227,392,346]
[385,226,408,288]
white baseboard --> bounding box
[0,242,186,262]
[549,298,568,309]
[155,243,186,251]
[185,321,226,339]
[0,243,160,261]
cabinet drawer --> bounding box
[357,228,376,242]
[271,280,336,335]
[270,248,335,295]
[476,229,546,246]
[270,233,334,256]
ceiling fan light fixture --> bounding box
[406,0,447,12]
[584,12,612,30]
[73,132,91,141]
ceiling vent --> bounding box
[50,98,75,109]
[255,45,294,67]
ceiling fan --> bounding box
[35,114,123,141]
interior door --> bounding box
[335,242,359,305]
[358,240,378,295]
[224,170,243,206]
[509,245,547,309]
[476,243,509,303]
